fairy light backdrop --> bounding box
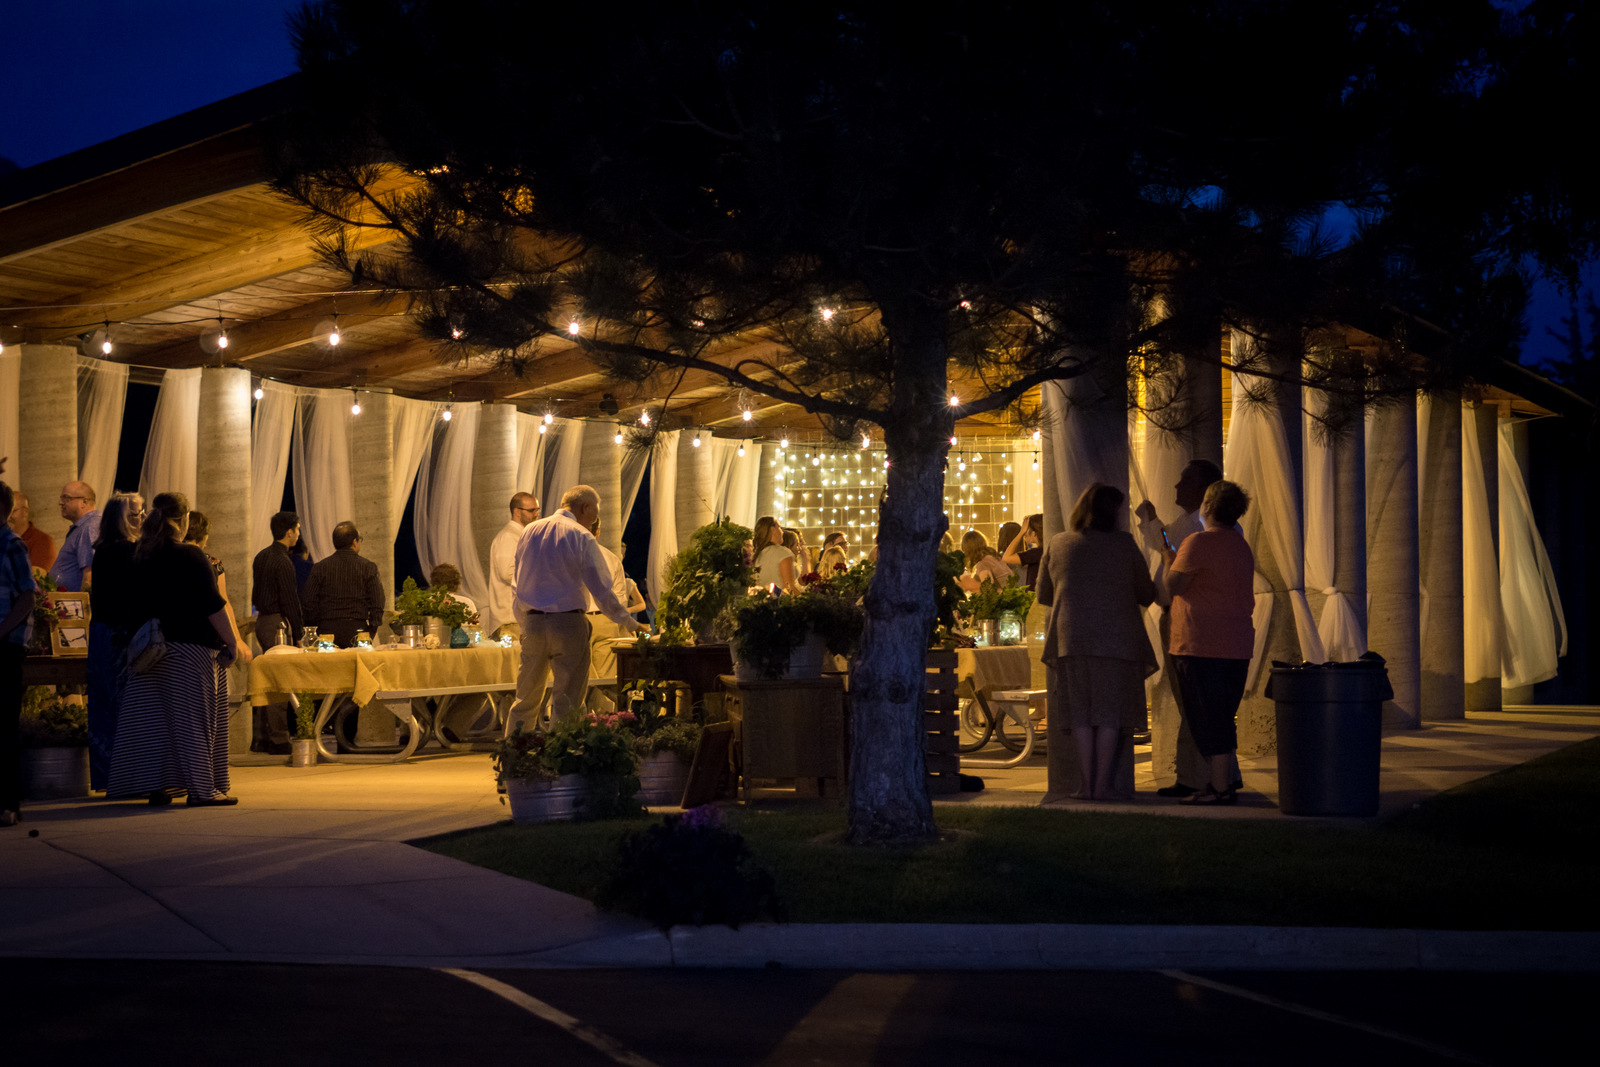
[770,438,1042,562]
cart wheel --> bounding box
[957,697,994,753]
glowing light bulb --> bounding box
[738,442,746,457]
[948,395,960,407]
[780,437,789,448]
[451,326,463,340]
[614,431,624,445]
[543,412,554,425]
[639,410,651,426]
[821,307,835,321]
[1032,429,1041,442]
[568,320,581,336]
[1031,456,1040,471]
[351,400,361,415]
[741,409,753,422]
[442,408,453,422]
[812,454,821,467]
[692,433,702,447]
[101,337,113,355]
[538,422,547,434]
[860,434,870,449]
[253,386,264,400]
[958,460,967,472]
[950,435,958,447]
[216,332,229,350]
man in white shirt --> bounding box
[1136,459,1242,798]
[488,492,539,634]
[510,485,645,731]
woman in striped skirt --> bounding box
[107,492,244,806]
[86,492,141,791]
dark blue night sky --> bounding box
[1,0,1592,368]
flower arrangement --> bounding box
[597,805,783,930]
[391,576,479,630]
[27,570,60,655]
[957,573,1036,622]
[657,519,754,637]
[729,563,866,679]
[493,714,644,819]
[632,716,702,761]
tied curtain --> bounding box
[1223,350,1325,683]
[1302,376,1365,662]
[711,436,761,528]
[540,417,584,517]
[248,381,297,559]
[1497,420,1567,688]
[620,443,648,532]
[291,388,355,562]
[389,395,439,532]
[75,356,128,501]
[139,367,202,504]
[647,430,681,608]
[514,412,547,504]
[413,402,492,613]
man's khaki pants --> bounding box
[509,612,592,733]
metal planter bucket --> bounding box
[290,739,318,767]
[398,624,425,648]
[636,751,691,807]
[505,774,592,824]
[22,746,90,799]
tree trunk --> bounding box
[847,291,948,844]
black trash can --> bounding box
[1266,657,1392,817]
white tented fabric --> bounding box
[711,436,761,528]
[620,443,648,529]
[514,413,548,503]
[75,356,128,500]
[248,381,297,559]
[1497,419,1567,688]
[139,367,202,504]
[0,348,18,485]
[1302,379,1365,662]
[1127,410,1191,695]
[1009,448,1043,523]
[389,395,440,531]
[1223,354,1325,674]
[413,402,492,611]
[1039,369,1129,530]
[1460,404,1502,683]
[647,430,681,608]
[291,388,355,562]
[540,417,584,517]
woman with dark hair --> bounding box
[1162,479,1255,805]
[86,493,142,791]
[183,510,251,667]
[107,492,243,806]
[1035,483,1156,801]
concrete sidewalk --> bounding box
[2,706,1597,971]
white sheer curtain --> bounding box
[76,356,127,499]
[541,417,584,514]
[711,436,760,527]
[1009,447,1043,523]
[413,402,492,610]
[1223,352,1325,674]
[0,348,20,487]
[1040,370,1128,531]
[249,381,297,558]
[1303,378,1365,661]
[515,413,547,501]
[620,442,648,528]
[1460,403,1501,683]
[292,388,355,562]
[1498,419,1567,687]
[139,367,202,503]
[647,430,681,607]
[389,395,439,531]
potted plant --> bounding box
[729,569,865,681]
[493,715,643,823]
[392,577,479,647]
[632,717,702,806]
[658,519,754,641]
[290,692,319,767]
[957,574,1036,645]
[19,690,89,798]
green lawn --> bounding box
[419,737,1600,929]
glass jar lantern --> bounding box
[996,610,1022,646]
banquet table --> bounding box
[955,644,1042,768]
[248,645,520,763]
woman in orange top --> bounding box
[1162,480,1255,805]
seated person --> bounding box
[429,562,478,618]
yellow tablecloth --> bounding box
[955,645,1034,696]
[248,645,520,707]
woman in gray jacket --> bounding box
[1035,483,1157,800]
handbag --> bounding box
[126,617,168,674]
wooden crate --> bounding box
[924,650,961,794]
[721,674,846,801]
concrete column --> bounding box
[1367,399,1422,728]
[1418,393,1464,720]
[196,367,253,609]
[580,420,623,555]
[1465,401,1502,712]
[348,392,399,608]
[758,443,784,525]
[675,431,714,548]
[1332,421,1367,640]
[471,403,519,584]
[16,344,79,543]
[1183,352,1225,471]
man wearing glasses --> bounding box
[47,482,101,592]
[488,492,539,634]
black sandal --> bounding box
[1183,785,1237,806]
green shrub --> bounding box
[19,699,88,748]
[598,807,783,929]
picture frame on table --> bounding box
[52,592,89,622]
[48,593,91,657]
